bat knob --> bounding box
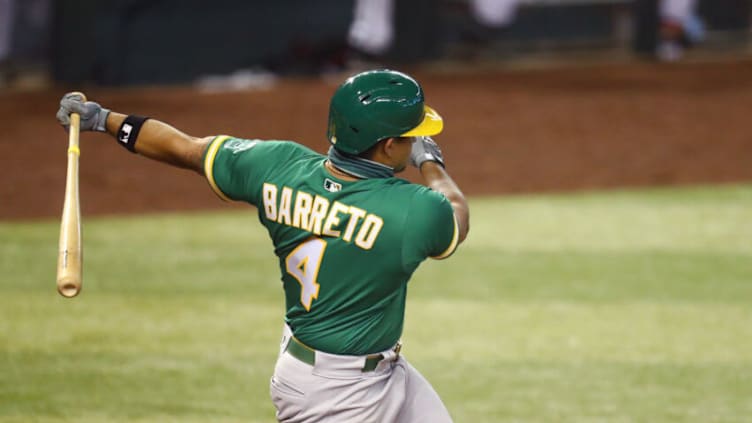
[68,91,87,102]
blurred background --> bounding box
[1,0,751,219]
[0,0,750,87]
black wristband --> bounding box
[116,115,150,153]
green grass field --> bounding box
[2,184,752,422]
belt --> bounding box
[285,336,401,372]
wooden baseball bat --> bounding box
[56,92,85,298]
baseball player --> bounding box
[56,69,470,422]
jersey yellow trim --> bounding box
[203,135,232,202]
[431,214,459,260]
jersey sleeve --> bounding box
[402,188,460,266]
[203,136,303,205]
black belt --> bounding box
[285,336,401,372]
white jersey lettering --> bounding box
[263,183,383,250]
[262,183,278,221]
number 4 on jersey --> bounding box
[285,238,327,311]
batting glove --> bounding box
[410,136,445,169]
[56,92,110,132]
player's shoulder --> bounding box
[384,178,449,204]
[373,179,453,217]
[266,139,319,156]
[220,137,317,156]
[211,136,322,165]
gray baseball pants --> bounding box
[270,325,453,422]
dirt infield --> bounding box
[2,59,752,220]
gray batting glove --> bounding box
[56,92,110,132]
[410,136,445,169]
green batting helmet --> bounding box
[327,69,443,155]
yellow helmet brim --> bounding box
[401,106,443,137]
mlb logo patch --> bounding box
[324,178,342,193]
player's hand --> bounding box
[410,136,445,169]
[56,92,110,132]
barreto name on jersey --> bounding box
[261,183,383,251]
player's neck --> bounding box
[325,160,360,181]
[327,147,395,179]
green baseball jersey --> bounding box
[203,136,459,355]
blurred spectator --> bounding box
[347,0,520,62]
[347,0,395,59]
[0,0,14,85]
[469,0,519,33]
[657,0,705,61]
[0,0,52,87]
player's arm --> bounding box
[56,92,211,175]
[410,136,470,244]
[104,111,212,174]
[419,162,469,244]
